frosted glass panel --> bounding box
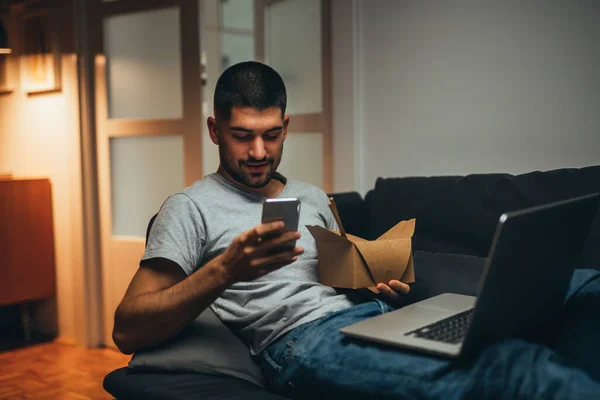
[222,33,254,70]
[110,135,185,237]
[278,132,323,188]
[104,8,183,119]
[221,0,254,31]
[266,0,322,114]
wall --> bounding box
[333,0,600,194]
[331,0,358,193]
[0,1,85,344]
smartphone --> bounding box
[261,198,301,250]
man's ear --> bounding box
[207,117,219,145]
[282,115,290,140]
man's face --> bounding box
[209,106,289,189]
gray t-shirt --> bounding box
[142,173,356,354]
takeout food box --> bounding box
[306,219,416,290]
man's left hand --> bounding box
[376,280,410,302]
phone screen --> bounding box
[261,198,301,250]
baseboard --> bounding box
[0,331,56,352]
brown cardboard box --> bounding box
[306,219,416,290]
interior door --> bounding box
[256,0,332,192]
[91,0,203,347]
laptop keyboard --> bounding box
[406,308,475,344]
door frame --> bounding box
[80,0,204,347]
[254,0,333,192]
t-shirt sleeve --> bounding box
[141,193,205,276]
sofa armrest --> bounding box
[104,367,287,400]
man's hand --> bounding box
[218,221,304,284]
[376,280,410,303]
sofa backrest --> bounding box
[327,191,369,237]
[365,166,600,268]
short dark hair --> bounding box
[213,61,287,121]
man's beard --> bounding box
[219,143,283,189]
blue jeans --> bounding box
[257,269,600,399]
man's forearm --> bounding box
[113,259,230,354]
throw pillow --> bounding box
[128,306,266,388]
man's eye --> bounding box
[234,135,252,141]
[264,133,280,140]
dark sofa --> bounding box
[103,165,600,399]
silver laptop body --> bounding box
[340,193,599,359]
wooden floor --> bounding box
[0,341,130,399]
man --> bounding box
[113,61,600,399]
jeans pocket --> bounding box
[262,349,282,373]
[260,349,285,390]
[262,346,302,393]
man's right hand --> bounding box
[218,221,304,284]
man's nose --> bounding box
[249,137,266,160]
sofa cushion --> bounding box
[104,367,286,400]
[367,166,600,267]
[127,306,266,388]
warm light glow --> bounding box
[0,48,11,54]
[22,53,56,92]
[95,54,107,66]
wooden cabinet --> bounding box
[0,178,56,307]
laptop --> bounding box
[340,193,599,359]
